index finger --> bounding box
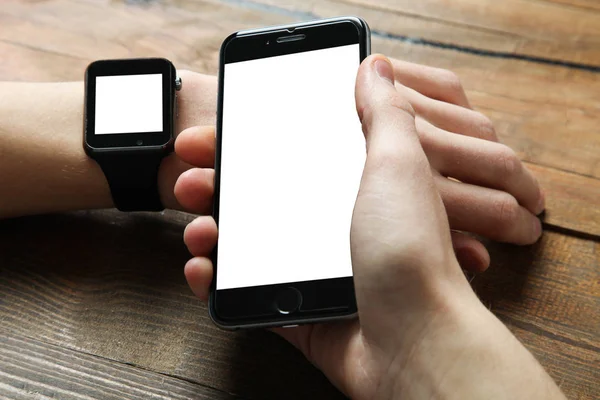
[174,125,216,168]
[390,59,472,109]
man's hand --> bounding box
[175,55,563,400]
[389,59,544,261]
[175,60,544,272]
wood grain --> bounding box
[0,211,345,400]
[3,0,600,182]
[0,0,599,399]
[540,0,600,11]
[244,0,600,66]
[527,163,600,237]
[472,232,600,400]
[0,211,598,400]
[1,0,600,238]
[0,332,239,400]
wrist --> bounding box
[375,283,490,399]
[0,82,113,218]
[375,278,562,400]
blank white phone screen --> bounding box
[95,74,163,134]
[217,43,365,290]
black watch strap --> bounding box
[94,150,165,212]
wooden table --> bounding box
[1,1,598,399]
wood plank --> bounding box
[343,0,600,66]
[240,0,600,66]
[219,0,520,53]
[540,0,600,11]
[527,163,600,237]
[500,322,599,399]
[0,331,239,400]
[0,0,190,41]
[0,211,598,400]
[0,13,131,61]
[0,2,598,398]
[0,211,345,400]
[472,232,600,400]
[2,0,599,179]
[1,0,600,237]
[0,41,89,82]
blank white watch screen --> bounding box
[95,74,163,135]
[217,44,365,290]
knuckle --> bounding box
[360,92,415,135]
[366,138,426,176]
[494,194,520,228]
[386,90,416,118]
[496,145,522,181]
[474,112,497,141]
[415,118,436,153]
[439,69,463,93]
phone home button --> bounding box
[275,287,302,314]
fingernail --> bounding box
[374,59,394,85]
[533,217,542,241]
[535,189,546,215]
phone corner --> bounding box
[84,61,98,81]
[339,16,371,58]
[162,136,175,153]
[360,17,371,42]
[82,139,96,157]
[343,16,369,32]
[220,31,239,54]
[207,293,238,330]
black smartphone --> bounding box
[212,17,371,329]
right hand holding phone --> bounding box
[175,55,555,399]
[175,53,564,399]
[175,62,544,275]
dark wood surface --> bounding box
[0,1,598,399]
[0,333,238,400]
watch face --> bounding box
[84,58,175,149]
[95,74,163,135]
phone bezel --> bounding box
[212,17,371,329]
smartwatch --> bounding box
[83,58,182,211]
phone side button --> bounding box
[282,324,299,328]
[274,287,302,314]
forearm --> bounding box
[0,82,113,218]
[0,72,217,219]
[386,285,565,400]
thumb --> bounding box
[352,54,438,271]
[355,55,424,173]
[351,55,456,347]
